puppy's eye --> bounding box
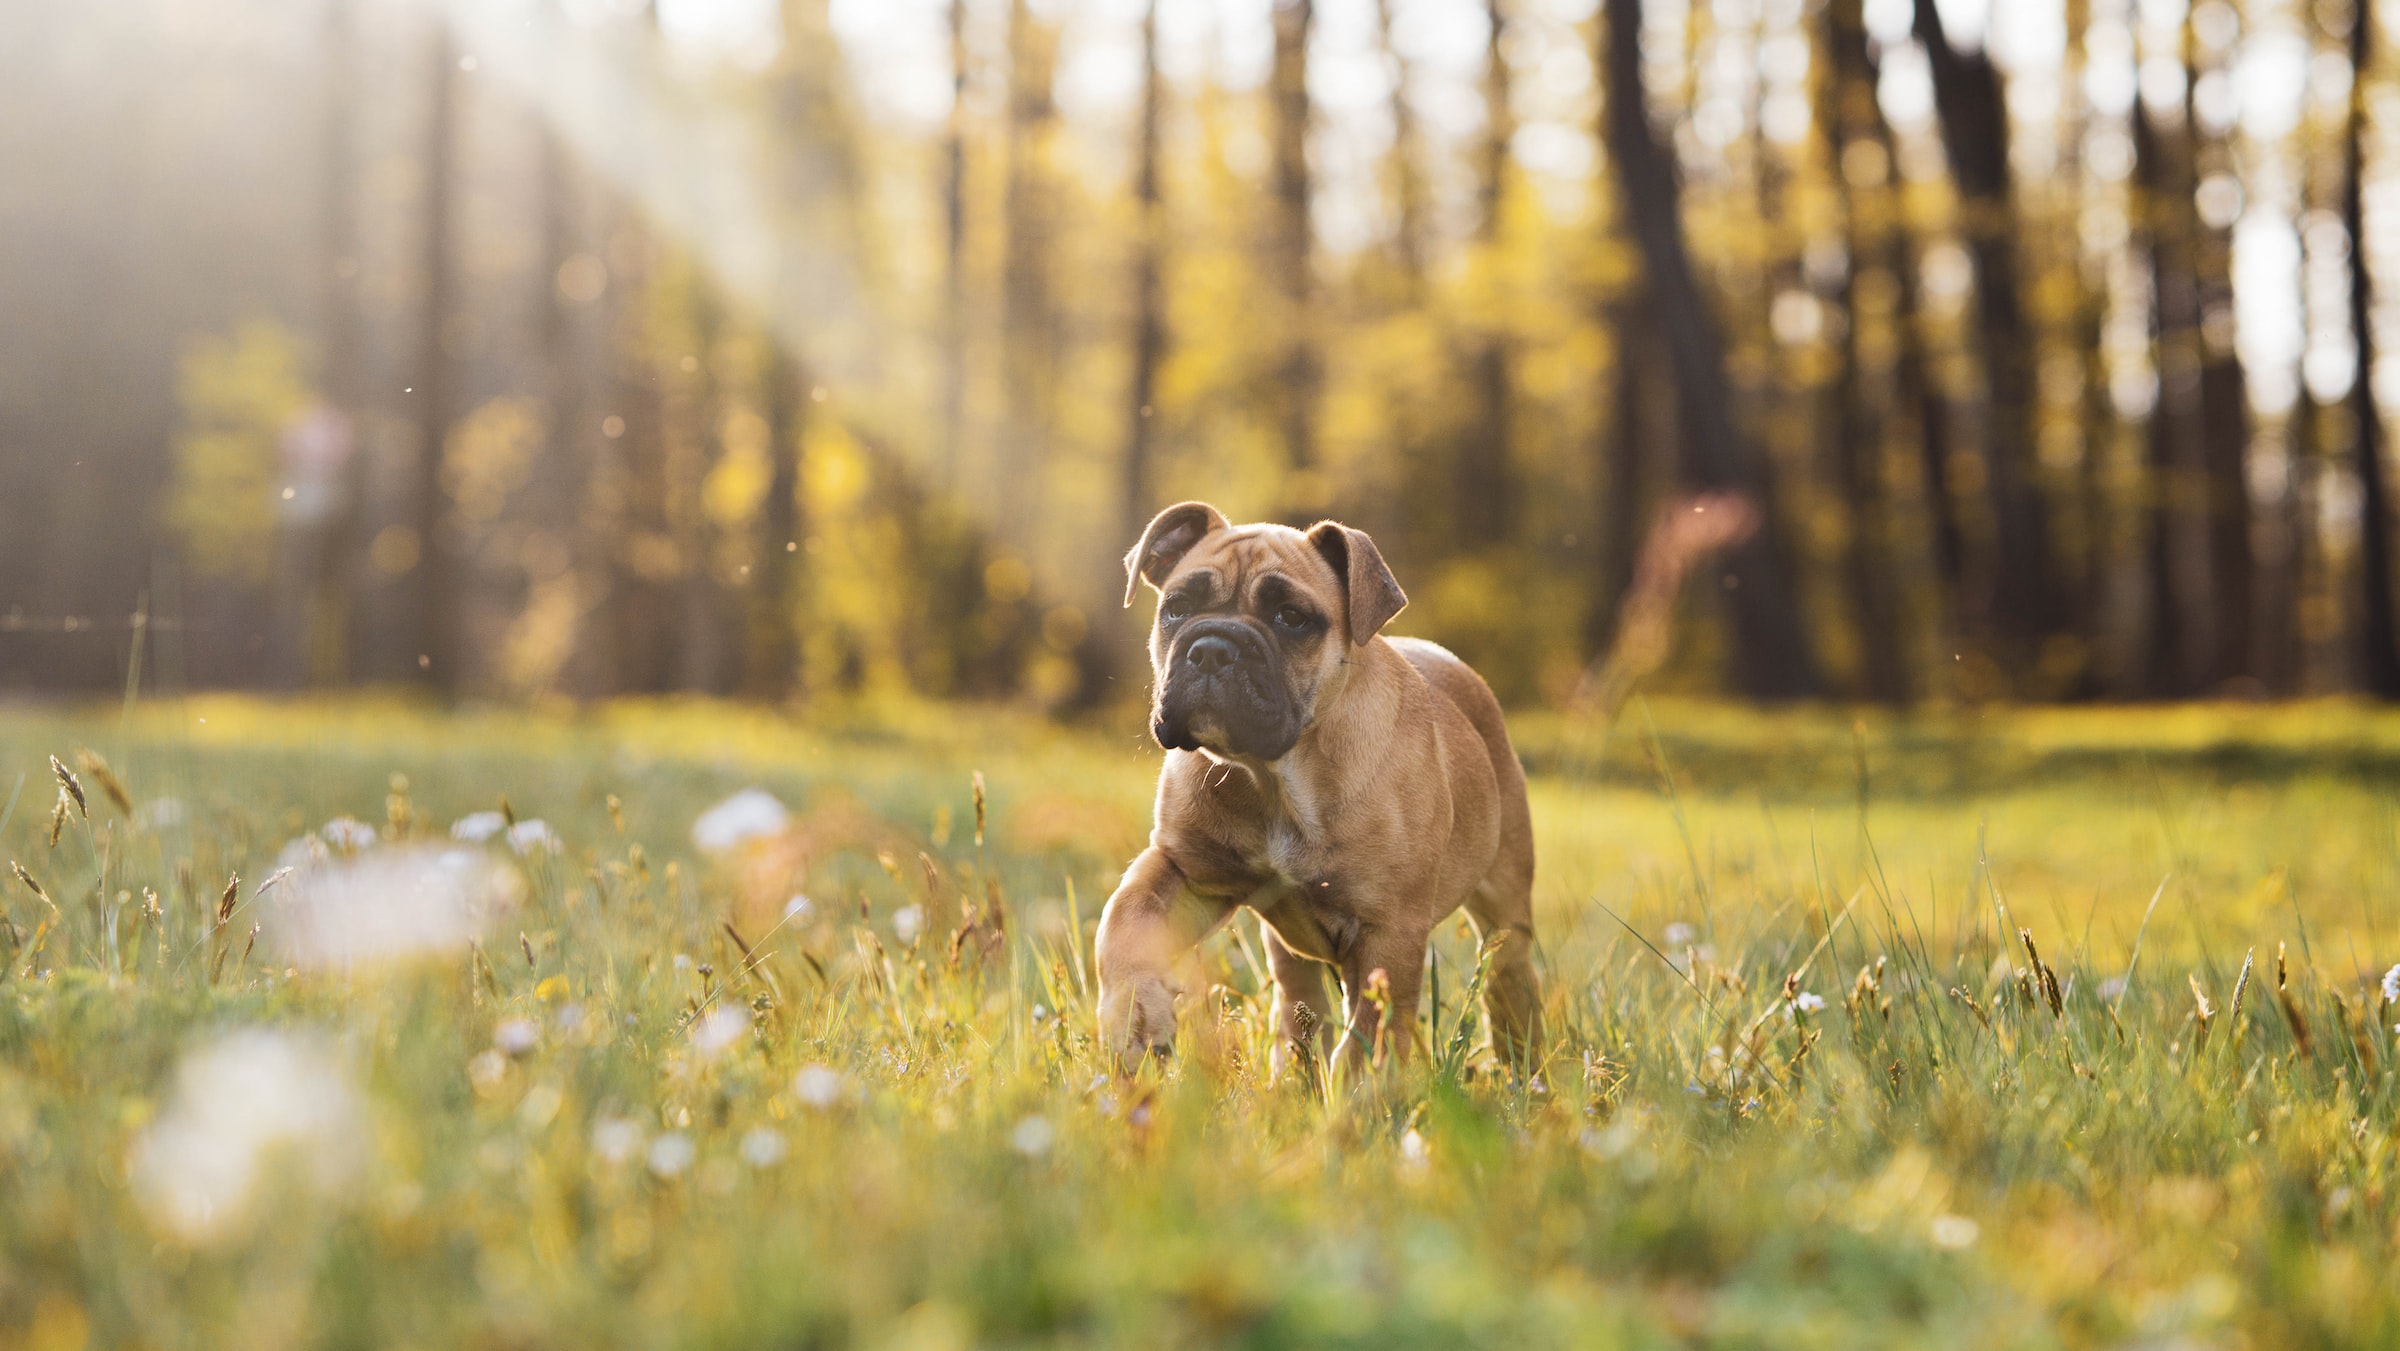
[1161,595,1193,622]
[1273,605,1312,632]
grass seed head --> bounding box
[217,873,240,925]
[971,771,987,847]
[75,750,131,817]
[9,860,58,914]
[49,755,87,820]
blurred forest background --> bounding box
[4,0,2398,709]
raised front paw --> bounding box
[1097,970,1177,1074]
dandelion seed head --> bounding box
[591,1117,643,1164]
[689,1005,751,1057]
[740,1128,787,1168]
[505,820,560,856]
[794,1064,846,1109]
[1010,1115,1055,1157]
[1930,1214,1980,1249]
[690,789,790,853]
[320,817,378,851]
[129,1029,364,1246]
[646,1132,696,1178]
[264,845,522,971]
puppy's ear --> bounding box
[1306,521,1407,645]
[1123,502,1230,606]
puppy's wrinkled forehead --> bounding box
[1164,524,1339,602]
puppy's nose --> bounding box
[1185,634,1238,675]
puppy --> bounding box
[1094,502,1542,1073]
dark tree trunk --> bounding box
[676,292,731,694]
[303,0,362,690]
[1120,0,1167,554]
[1602,0,1819,698]
[1591,297,1662,653]
[408,22,460,695]
[1372,0,1427,296]
[1913,0,2070,685]
[1822,0,1907,703]
[1270,0,1320,488]
[1456,0,1516,549]
[942,0,969,486]
[2132,101,2214,697]
[750,346,806,701]
[1001,0,1058,540]
[2348,3,2400,695]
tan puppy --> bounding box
[1095,502,1542,1074]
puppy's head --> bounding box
[1122,502,1407,761]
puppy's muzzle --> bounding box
[1153,619,1297,757]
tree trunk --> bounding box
[2348,2,2400,695]
[1457,0,1516,549]
[408,22,460,695]
[942,0,969,487]
[2132,101,2214,697]
[1591,297,1662,652]
[1372,0,1427,296]
[307,0,362,690]
[750,345,806,701]
[1001,0,1057,543]
[1270,0,1320,490]
[1120,0,1168,555]
[1602,0,1819,698]
[1821,0,1907,703]
[1913,0,2069,686]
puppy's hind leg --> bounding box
[1263,926,1335,1078]
[1465,871,1545,1072]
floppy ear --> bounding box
[1306,521,1407,645]
[1123,502,1231,606]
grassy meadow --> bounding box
[3,694,2400,1348]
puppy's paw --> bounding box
[1097,971,1178,1073]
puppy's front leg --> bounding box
[1094,847,1229,1072]
[1334,926,1429,1066]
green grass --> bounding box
[3,694,2399,1348]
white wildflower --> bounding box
[320,817,378,851]
[646,1132,695,1178]
[689,1005,751,1057]
[129,1029,365,1246]
[505,820,560,856]
[1663,922,1697,947]
[690,789,789,853]
[892,905,925,945]
[493,1019,540,1057]
[740,1128,787,1168]
[794,1064,846,1109]
[1399,1129,1430,1164]
[2381,964,2400,1005]
[1010,1115,1055,1158]
[1791,992,1826,1014]
[782,894,815,923]
[450,811,506,843]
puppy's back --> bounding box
[1386,638,1527,797]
